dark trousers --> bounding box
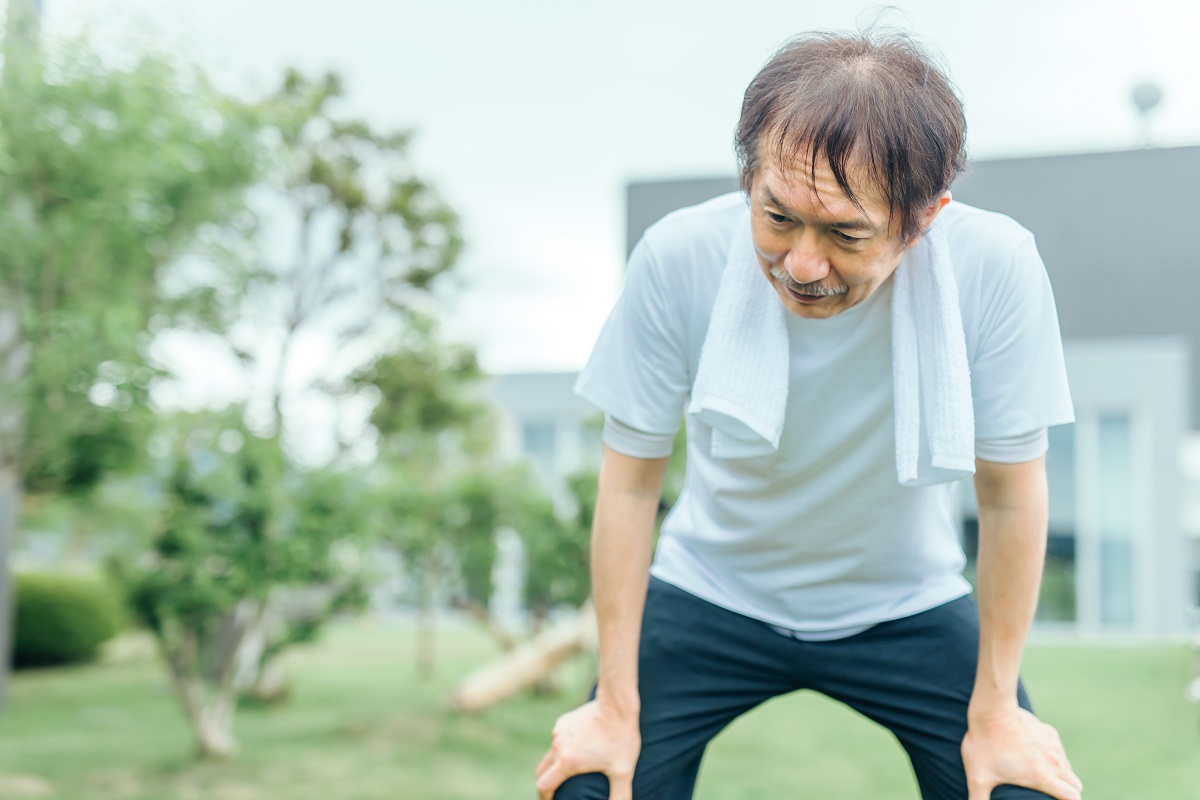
[555,577,1053,800]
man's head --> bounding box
[735,30,966,319]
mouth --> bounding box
[782,284,828,304]
[769,267,844,306]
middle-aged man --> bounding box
[535,29,1084,800]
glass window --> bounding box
[579,418,603,464]
[1097,414,1135,625]
[521,419,558,478]
[959,423,1078,623]
[1041,424,1077,622]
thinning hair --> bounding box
[735,29,967,241]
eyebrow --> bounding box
[762,184,878,234]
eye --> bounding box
[765,210,790,225]
[831,229,862,243]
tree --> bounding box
[185,69,464,451]
[357,326,497,677]
[448,424,689,711]
[110,411,373,757]
[0,36,260,709]
[151,69,467,699]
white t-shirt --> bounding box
[575,193,1075,635]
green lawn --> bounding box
[0,621,1196,799]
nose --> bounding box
[783,229,830,285]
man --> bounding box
[536,29,1083,800]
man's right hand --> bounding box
[534,698,642,800]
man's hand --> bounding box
[535,699,641,800]
[961,707,1083,800]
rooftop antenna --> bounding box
[1131,81,1163,148]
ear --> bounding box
[925,191,952,226]
[905,192,952,246]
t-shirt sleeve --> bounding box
[970,234,1075,440]
[574,236,691,436]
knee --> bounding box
[553,772,610,800]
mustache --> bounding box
[769,267,848,297]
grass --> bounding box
[0,620,1197,799]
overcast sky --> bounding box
[43,1,1195,379]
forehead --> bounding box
[756,140,892,223]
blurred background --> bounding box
[0,1,1198,798]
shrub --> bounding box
[13,571,124,668]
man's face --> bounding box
[749,150,943,320]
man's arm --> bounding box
[535,446,668,800]
[961,456,1083,800]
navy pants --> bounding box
[555,577,1053,800]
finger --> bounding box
[535,747,555,776]
[608,774,634,800]
[1045,777,1082,800]
[1063,767,1084,794]
[535,763,566,800]
[1045,749,1082,793]
[965,780,992,800]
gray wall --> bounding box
[624,146,1200,425]
[952,147,1200,426]
[626,177,738,256]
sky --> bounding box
[40,0,1198,382]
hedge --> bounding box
[13,571,124,667]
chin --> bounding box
[786,303,842,319]
[778,292,847,319]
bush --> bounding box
[13,571,124,668]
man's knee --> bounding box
[553,772,609,800]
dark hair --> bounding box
[735,29,967,242]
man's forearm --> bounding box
[591,449,667,717]
[970,457,1049,719]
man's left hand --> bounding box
[961,707,1083,800]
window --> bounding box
[960,423,1078,623]
[1096,414,1135,625]
[1041,424,1077,622]
[521,419,558,478]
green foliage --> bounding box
[264,69,463,291]
[111,413,284,639]
[178,69,467,457]
[110,412,370,640]
[351,323,484,451]
[380,463,512,599]
[523,474,590,613]
[0,39,261,496]
[520,422,689,613]
[12,571,124,667]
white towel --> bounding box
[891,222,976,486]
[687,220,790,458]
[687,212,975,486]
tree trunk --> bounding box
[453,597,517,651]
[0,0,41,717]
[0,466,18,714]
[158,599,268,759]
[163,645,241,759]
[191,683,239,759]
[0,304,31,714]
[416,559,439,678]
[416,596,436,678]
[246,657,290,704]
[449,602,596,713]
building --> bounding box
[490,145,1200,637]
[486,371,603,510]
